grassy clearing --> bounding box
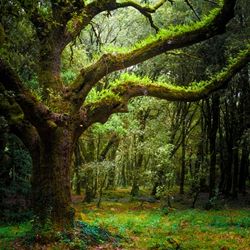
[75,196,250,250]
[1,189,250,249]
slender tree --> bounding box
[0,0,249,230]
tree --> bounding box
[0,0,249,230]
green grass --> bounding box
[1,197,249,249]
[78,202,250,250]
[0,222,31,250]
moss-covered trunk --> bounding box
[32,127,75,230]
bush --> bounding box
[0,134,32,222]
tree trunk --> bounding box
[74,141,82,195]
[120,160,127,187]
[232,146,239,198]
[208,95,220,198]
[179,112,186,195]
[32,127,75,230]
[239,142,248,194]
[130,110,148,197]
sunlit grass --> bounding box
[77,201,250,250]
[1,192,249,250]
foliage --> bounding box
[0,134,32,223]
[0,222,31,250]
[0,220,120,250]
[1,188,250,249]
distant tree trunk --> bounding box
[232,146,239,198]
[83,132,96,203]
[131,110,149,197]
[238,67,250,194]
[100,134,119,190]
[218,119,226,193]
[208,94,220,198]
[239,140,249,194]
[120,160,127,187]
[179,108,186,195]
[221,96,235,196]
[131,153,143,197]
[151,181,159,196]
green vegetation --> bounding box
[0,222,31,249]
[1,0,249,249]
[1,189,249,250]
[102,4,222,55]
[73,190,250,250]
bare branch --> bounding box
[184,0,201,21]
[115,0,169,32]
[64,0,167,46]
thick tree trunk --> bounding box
[32,127,75,230]
[74,142,82,195]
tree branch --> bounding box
[64,0,167,48]
[69,0,236,110]
[77,47,249,130]
[184,0,201,20]
[115,0,168,32]
[0,58,65,130]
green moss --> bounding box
[85,88,122,106]
[108,46,249,97]
[102,3,221,55]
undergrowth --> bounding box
[0,220,120,250]
[77,200,250,250]
[1,188,250,249]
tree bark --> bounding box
[32,127,75,230]
[179,104,187,195]
[130,110,148,197]
[239,139,248,194]
[74,141,82,195]
[208,94,220,198]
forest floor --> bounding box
[0,188,250,249]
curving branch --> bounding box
[114,0,168,32]
[69,0,236,110]
[64,0,168,47]
[0,58,63,130]
[77,47,249,131]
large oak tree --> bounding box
[0,0,249,230]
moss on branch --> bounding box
[81,46,249,128]
[70,0,236,107]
